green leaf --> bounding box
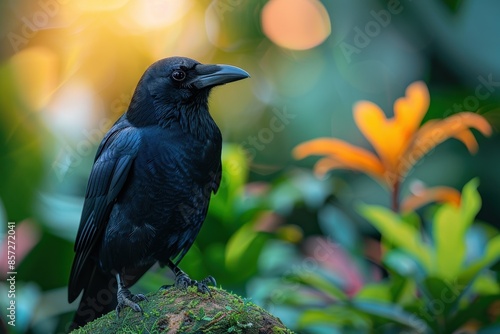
[298,306,369,329]
[355,283,392,303]
[209,144,249,222]
[221,144,249,201]
[225,224,257,269]
[460,178,482,222]
[421,277,460,319]
[350,301,429,333]
[433,179,481,279]
[433,204,463,278]
[299,309,339,327]
[359,205,432,271]
[471,275,500,295]
[383,250,427,279]
[290,271,347,301]
[446,295,500,333]
[387,274,417,305]
[402,300,440,332]
[436,234,500,322]
[224,223,269,279]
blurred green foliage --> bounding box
[261,180,500,333]
[0,64,45,221]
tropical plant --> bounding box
[253,81,500,333]
[293,81,492,211]
[274,180,500,333]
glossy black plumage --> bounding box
[67,57,249,330]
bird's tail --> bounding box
[68,268,117,332]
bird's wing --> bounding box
[68,120,140,302]
[212,161,222,194]
[210,134,223,194]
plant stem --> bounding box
[391,180,400,212]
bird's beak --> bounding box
[191,64,250,89]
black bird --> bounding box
[67,57,249,330]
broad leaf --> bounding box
[433,179,481,279]
[225,223,269,279]
[351,300,429,333]
[298,306,369,330]
[359,205,432,271]
[446,295,500,333]
[290,271,347,301]
[355,283,392,303]
[422,277,460,319]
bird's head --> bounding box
[126,57,249,128]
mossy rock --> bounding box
[70,286,293,333]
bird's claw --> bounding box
[194,281,211,296]
[173,273,216,296]
[175,272,192,289]
[202,275,216,286]
[116,287,148,318]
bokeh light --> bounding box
[10,47,59,111]
[261,0,331,50]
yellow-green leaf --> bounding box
[291,272,347,301]
[355,283,392,303]
[433,179,481,279]
[359,205,432,271]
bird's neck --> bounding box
[126,86,221,143]
[126,84,158,126]
[158,102,221,143]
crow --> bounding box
[67,57,249,330]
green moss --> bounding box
[70,287,293,333]
[187,299,200,309]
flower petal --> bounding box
[313,157,345,178]
[354,101,405,170]
[401,185,461,212]
[355,82,432,181]
[393,81,430,136]
[405,112,492,166]
[452,130,479,153]
[293,138,385,178]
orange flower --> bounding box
[400,183,461,213]
[293,81,492,209]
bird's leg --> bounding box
[160,260,216,296]
[115,274,148,318]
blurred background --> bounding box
[1,0,499,333]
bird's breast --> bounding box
[122,128,220,226]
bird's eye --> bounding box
[171,70,186,82]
